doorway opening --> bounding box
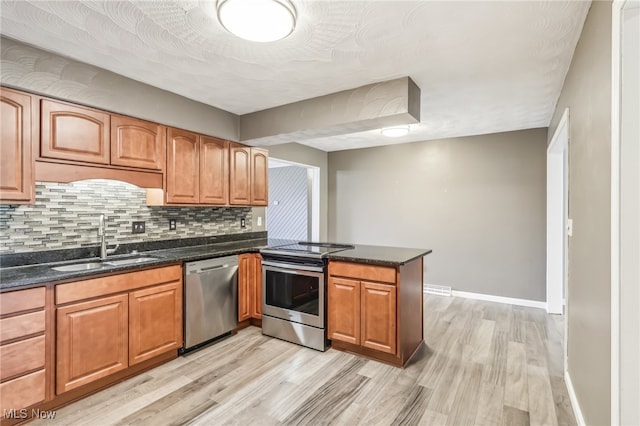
[547,108,570,317]
[266,158,320,241]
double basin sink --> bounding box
[51,256,160,272]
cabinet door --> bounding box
[250,148,268,206]
[129,281,182,366]
[238,254,251,321]
[40,99,110,165]
[327,277,360,345]
[166,128,199,204]
[200,136,229,204]
[111,115,166,171]
[250,254,262,319]
[0,88,33,203]
[361,281,396,355]
[56,294,128,394]
[229,143,251,205]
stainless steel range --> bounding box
[260,242,354,351]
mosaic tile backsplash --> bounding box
[0,180,253,254]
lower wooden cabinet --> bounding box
[54,265,183,395]
[56,294,129,394]
[238,253,262,322]
[328,277,396,354]
[0,286,48,416]
[129,281,182,366]
[360,281,396,354]
[327,259,423,367]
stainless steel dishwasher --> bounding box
[182,255,238,353]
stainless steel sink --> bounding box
[52,262,105,272]
[51,257,159,272]
[104,257,159,266]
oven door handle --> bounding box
[261,260,324,274]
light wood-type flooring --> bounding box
[33,295,576,426]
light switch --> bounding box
[567,218,573,237]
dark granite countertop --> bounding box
[0,236,430,291]
[326,244,432,267]
[0,237,294,291]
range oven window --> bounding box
[264,270,320,316]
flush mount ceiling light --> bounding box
[381,126,410,137]
[217,0,297,43]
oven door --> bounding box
[262,260,325,329]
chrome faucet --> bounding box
[98,214,118,260]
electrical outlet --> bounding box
[241,218,246,228]
[132,221,145,234]
[257,216,263,226]
[169,219,176,230]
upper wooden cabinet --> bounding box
[40,99,110,165]
[166,128,199,204]
[165,130,230,205]
[111,115,166,171]
[251,148,268,206]
[200,136,229,205]
[39,99,165,174]
[229,143,268,206]
[0,87,34,204]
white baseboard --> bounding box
[565,370,586,426]
[446,289,547,310]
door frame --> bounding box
[267,157,320,241]
[611,1,639,424]
[546,107,570,316]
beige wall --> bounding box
[547,2,612,425]
[0,37,239,140]
[263,143,329,241]
[328,128,547,301]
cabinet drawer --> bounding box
[56,265,182,304]
[0,369,45,413]
[0,287,45,316]
[0,310,45,343]
[0,335,45,381]
[329,261,396,284]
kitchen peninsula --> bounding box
[0,234,430,422]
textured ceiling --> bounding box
[0,1,590,151]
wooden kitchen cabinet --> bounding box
[40,99,110,165]
[56,294,129,394]
[249,254,263,319]
[229,143,268,206]
[199,136,229,204]
[328,259,422,367]
[165,129,230,205]
[229,144,251,205]
[238,253,263,322]
[328,276,395,354]
[361,281,397,354]
[327,277,360,345]
[0,286,48,415]
[111,115,166,171]
[129,281,182,366]
[250,148,268,206]
[54,265,183,395]
[0,87,34,204]
[166,128,199,204]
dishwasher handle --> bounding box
[185,256,238,275]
